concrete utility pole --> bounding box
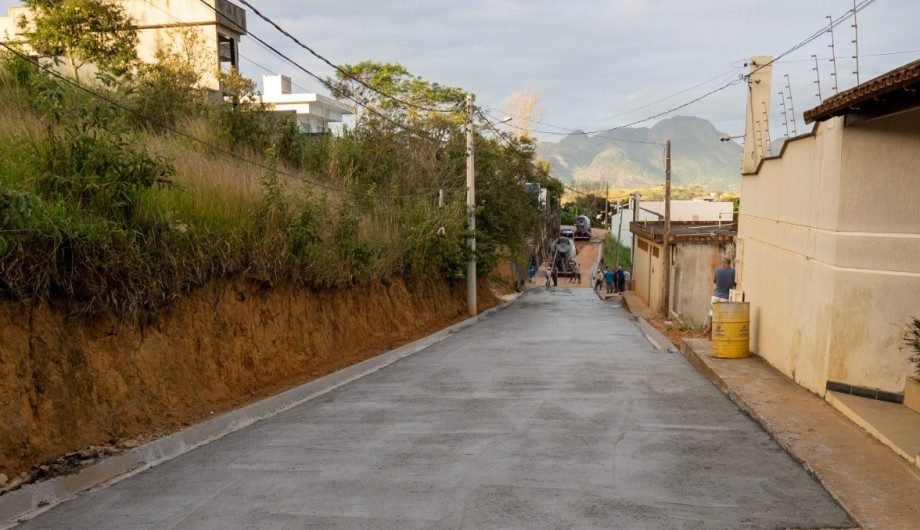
[630,191,639,276]
[466,93,476,316]
[661,140,671,318]
[614,201,624,270]
[605,178,609,229]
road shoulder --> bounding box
[616,291,919,529]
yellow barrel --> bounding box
[711,302,750,358]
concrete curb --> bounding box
[635,318,678,353]
[675,340,861,529]
[0,292,523,528]
[617,295,677,353]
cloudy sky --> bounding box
[3,0,918,140]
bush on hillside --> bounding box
[0,50,558,319]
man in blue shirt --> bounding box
[603,268,614,294]
[704,257,736,334]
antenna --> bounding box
[851,0,861,84]
[827,15,840,94]
[784,74,798,136]
[778,92,790,137]
[812,54,823,102]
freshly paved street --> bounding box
[22,288,851,529]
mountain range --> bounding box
[536,116,743,192]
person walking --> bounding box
[615,266,625,293]
[593,270,603,292]
[703,257,736,335]
[573,263,582,284]
[603,268,614,294]
[551,265,559,287]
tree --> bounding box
[326,61,466,138]
[503,89,544,140]
[19,0,138,84]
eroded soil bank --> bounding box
[0,277,497,479]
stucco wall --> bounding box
[826,108,920,392]
[670,243,726,325]
[737,117,843,395]
[738,109,920,395]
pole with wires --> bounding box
[661,140,672,318]
[466,93,477,316]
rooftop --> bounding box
[630,220,736,244]
[804,58,920,124]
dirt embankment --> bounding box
[0,277,497,479]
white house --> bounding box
[260,75,352,134]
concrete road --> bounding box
[22,289,851,529]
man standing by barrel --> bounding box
[703,257,736,335]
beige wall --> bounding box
[0,1,236,91]
[670,243,729,326]
[738,108,920,395]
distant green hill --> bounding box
[536,116,743,192]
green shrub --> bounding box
[906,318,920,378]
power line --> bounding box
[193,0,448,145]
[138,0,323,94]
[0,43,440,200]
[590,67,745,123]
[234,0,459,115]
[774,48,920,64]
[484,0,879,139]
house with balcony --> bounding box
[259,75,352,133]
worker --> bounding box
[615,266,625,293]
[603,268,614,294]
[703,257,736,335]
[593,270,603,292]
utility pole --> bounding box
[605,178,609,229]
[465,93,476,316]
[614,201,624,270]
[661,140,671,318]
[630,191,639,276]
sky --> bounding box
[2,0,918,141]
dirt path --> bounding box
[536,229,606,289]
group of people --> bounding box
[541,262,581,288]
[594,266,626,294]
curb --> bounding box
[0,292,523,528]
[617,295,677,353]
[635,318,678,353]
[676,340,862,529]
